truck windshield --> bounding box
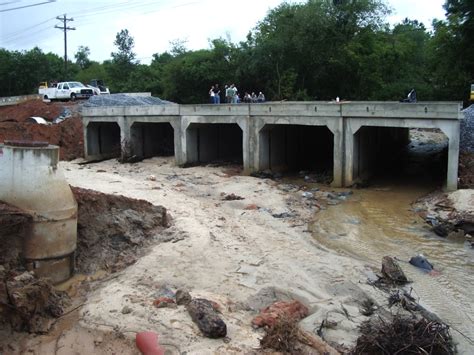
[69,82,85,88]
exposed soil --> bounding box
[0,100,69,123]
[0,186,169,352]
[0,202,31,270]
[0,271,70,334]
[72,186,169,274]
[0,100,83,160]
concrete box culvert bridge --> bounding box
[81,101,463,190]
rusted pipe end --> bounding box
[4,140,49,147]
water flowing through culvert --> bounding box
[310,185,474,352]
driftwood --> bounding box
[353,315,454,355]
[260,316,340,354]
[297,329,340,355]
[381,256,408,284]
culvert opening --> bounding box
[258,124,333,181]
[186,123,243,165]
[352,127,448,186]
[130,122,174,159]
[86,122,121,158]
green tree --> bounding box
[108,29,138,92]
[75,45,91,70]
[444,0,474,76]
[75,61,109,87]
[111,29,136,65]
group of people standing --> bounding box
[208,83,265,104]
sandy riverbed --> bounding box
[56,157,388,354]
[7,155,472,354]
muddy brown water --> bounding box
[311,183,474,353]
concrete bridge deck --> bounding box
[82,101,463,190]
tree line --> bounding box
[0,0,472,105]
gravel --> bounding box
[83,94,173,107]
[461,105,474,153]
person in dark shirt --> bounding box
[213,84,221,104]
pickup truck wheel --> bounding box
[43,95,48,100]
[70,93,76,101]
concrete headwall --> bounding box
[82,101,463,190]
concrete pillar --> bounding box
[170,121,182,165]
[344,120,359,187]
[83,118,90,158]
[237,119,250,172]
[118,116,130,160]
[327,120,343,188]
[440,121,460,191]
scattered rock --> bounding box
[447,229,466,240]
[301,192,314,199]
[153,285,175,299]
[244,204,259,210]
[153,297,177,309]
[252,300,309,328]
[146,175,157,181]
[221,193,244,201]
[186,298,227,338]
[272,212,294,219]
[409,255,434,271]
[432,223,452,237]
[176,289,192,306]
[456,220,474,235]
[381,256,408,284]
[277,184,299,192]
[121,306,133,314]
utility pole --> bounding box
[55,14,75,79]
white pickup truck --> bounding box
[39,81,95,101]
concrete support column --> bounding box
[170,121,183,165]
[237,118,250,173]
[343,120,360,187]
[180,118,192,165]
[254,120,267,172]
[327,120,343,188]
[118,116,131,160]
[83,118,91,158]
[440,121,460,191]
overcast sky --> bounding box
[0,0,447,64]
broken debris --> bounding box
[252,300,309,328]
[186,298,227,338]
[381,256,409,284]
[353,314,454,355]
[409,254,434,271]
[221,192,244,201]
[1,271,70,333]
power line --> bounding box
[1,17,55,43]
[54,14,75,78]
[0,1,20,6]
[0,0,56,12]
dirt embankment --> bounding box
[0,187,169,342]
[0,100,84,160]
[72,187,169,274]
